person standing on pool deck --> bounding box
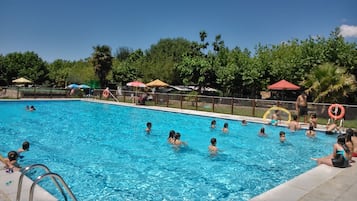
[296,92,308,123]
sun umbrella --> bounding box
[126,81,147,88]
[66,84,79,89]
[78,84,90,89]
[268,80,300,90]
[12,77,32,84]
[146,79,169,87]
[126,81,146,103]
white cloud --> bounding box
[339,24,357,38]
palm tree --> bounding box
[91,45,113,88]
[301,63,356,103]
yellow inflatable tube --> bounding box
[263,106,292,122]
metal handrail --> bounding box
[16,164,74,201]
[108,90,119,102]
[29,172,77,201]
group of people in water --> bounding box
[0,141,30,173]
[145,109,357,169]
[25,105,36,111]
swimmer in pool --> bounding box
[279,131,286,143]
[145,122,152,133]
[17,141,30,154]
[222,123,229,133]
[168,130,175,144]
[306,124,316,138]
[172,132,187,147]
[208,138,218,154]
[210,120,216,129]
[258,127,267,137]
[241,120,247,126]
[288,114,301,131]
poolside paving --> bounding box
[1,98,356,200]
[0,169,57,201]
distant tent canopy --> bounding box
[146,79,169,87]
[12,77,32,84]
[268,79,300,90]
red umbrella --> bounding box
[268,80,300,90]
[126,81,146,88]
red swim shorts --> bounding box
[352,152,357,157]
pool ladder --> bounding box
[16,164,77,201]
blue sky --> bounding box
[1,0,356,62]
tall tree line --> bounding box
[0,28,356,103]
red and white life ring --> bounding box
[102,89,110,98]
[328,104,345,120]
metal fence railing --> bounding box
[2,87,356,128]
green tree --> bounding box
[144,38,191,84]
[2,52,48,85]
[91,45,113,88]
[112,59,140,85]
[301,63,357,103]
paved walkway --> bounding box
[0,169,57,201]
[250,157,357,201]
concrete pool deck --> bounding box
[1,98,356,200]
[0,170,57,201]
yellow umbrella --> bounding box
[12,77,32,84]
[146,79,169,87]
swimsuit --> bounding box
[271,119,278,125]
[298,105,308,116]
[331,149,349,168]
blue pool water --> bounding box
[0,100,336,201]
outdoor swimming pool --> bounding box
[0,100,336,201]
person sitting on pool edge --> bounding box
[269,110,280,126]
[311,134,350,168]
[0,151,21,173]
[345,129,354,163]
[325,119,342,134]
[222,123,229,133]
[351,129,357,158]
[208,138,218,154]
